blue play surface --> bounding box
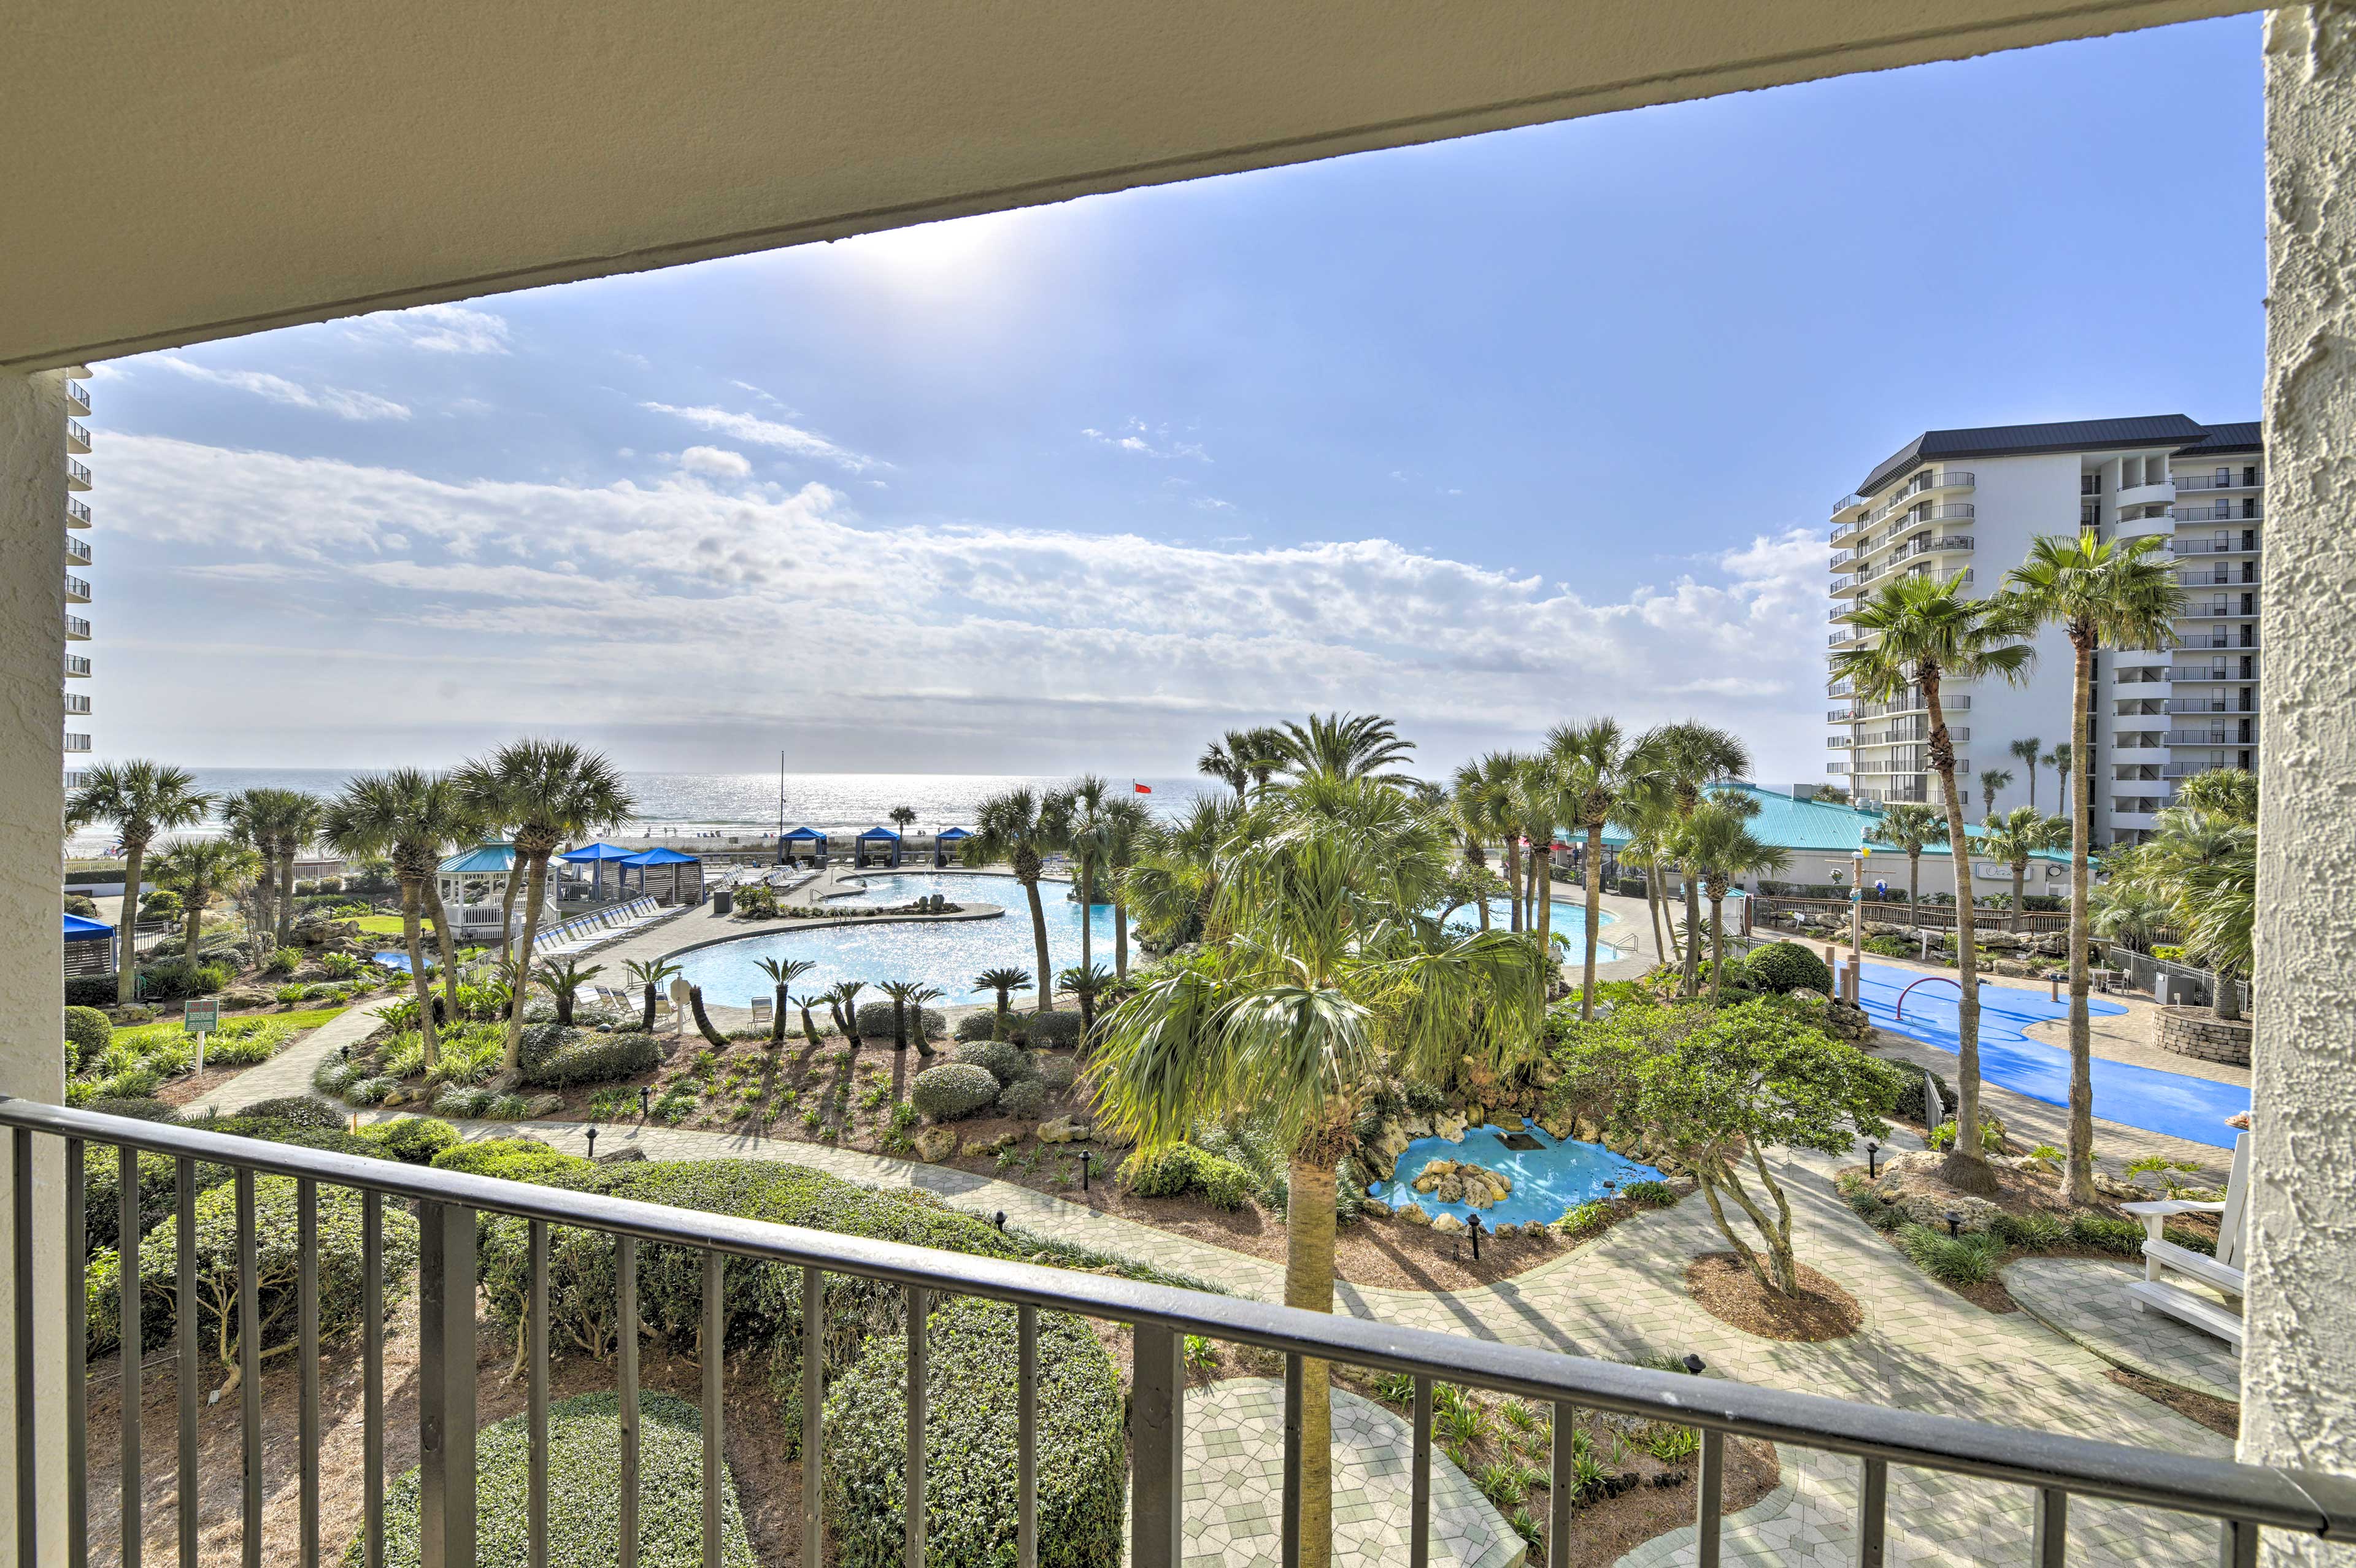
[1366,1120,1663,1229]
[1854,961,2247,1148]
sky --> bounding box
[82,16,2265,788]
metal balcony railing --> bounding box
[2166,729,2248,746]
[1827,709,1854,724]
[2180,632,2260,651]
[2179,604,2255,619]
[2165,697,2250,715]
[65,537,91,566]
[2178,568,2257,586]
[64,574,90,603]
[66,459,91,490]
[66,499,92,528]
[66,419,91,452]
[8,1100,2351,1568]
[1828,736,1852,748]
[2171,472,2259,491]
[2173,535,2259,555]
[63,654,91,678]
[2173,503,2263,523]
[2172,661,2257,682]
[2163,761,2236,778]
[64,615,90,640]
[63,692,90,715]
[63,732,91,752]
[66,381,91,414]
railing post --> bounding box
[417,1200,476,1568]
[1130,1323,1184,1568]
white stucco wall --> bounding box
[2249,7,2356,1561]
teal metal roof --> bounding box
[437,842,518,874]
[1604,783,2074,863]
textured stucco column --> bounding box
[0,370,69,1564]
[2250,7,2356,1561]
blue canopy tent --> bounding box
[63,911,116,977]
[778,826,828,867]
[854,826,902,869]
[933,825,970,868]
[560,840,637,901]
[620,845,704,904]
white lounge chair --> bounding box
[2122,1131,2249,1348]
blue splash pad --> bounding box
[1855,961,2247,1149]
[1367,1120,1663,1229]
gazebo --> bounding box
[62,912,116,978]
[854,826,902,869]
[559,840,637,901]
[778,826,828,867]
[933,825,970,868]
[621,846,705,905]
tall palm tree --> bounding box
[2088,882,2172,956]
[888,805,918,833]
[2007,529,2180,1202]
[66,761,213,1004]
[1118,795,1234,952]
[1978,808,2068,932]
[220,786,325,946]
[1060,775,1115,975]
[1542,720,1648,1019]
[452,756,524,963]
[1505,757,1563,975]
[1977,767,2014,815]
[2009,737,2044,812]
[1272,712,1416,785]
[2174,766,2257,822]
[754,956,815,1046]
[2136,799,2255,1022]
[1450,752,1525,932]
[472,740,634,1074]
[1099,796,1153,978]
[1197,732,1251,799]
[1831,574,2036,1196]
[2047,743,2073,821]
[1093,775,1542,1568]
[150,837,263,970]
[1614,788,1682,967]
[1685,801,1788,1002]
[1644,723,1752,999]
[324,770,469,1067]
[1865,802,1947,931]
[963,786,1072,1013]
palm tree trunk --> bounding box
[183,877,206,964]
[1078,865,1093,975]
[1581,824,1604,1020]
[1023,878,1053,1014]
[401,878,439,1067]
[1929,680,1996,1196]
[275,841,298,945]
[1681,866,1703,998]
[772,985,789,1045]
[1501,839,1523,933]
[118,838,147,1004]
[1534,848,1553,1002]
[1646,870,1671,964]
[495,861,525,965]
[1708,888,1727,1003]
[1285,1155,1339,1568]
[2011,866,2026,934]
[2063,640,2098,1204]
[1114,902,1130,979]
[420,877,463,1015]
[1907,851,1921,933]
[502,853,552,1072]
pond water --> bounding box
[1367,1119,1663,1229]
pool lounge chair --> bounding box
[2122,1131,2250,1348]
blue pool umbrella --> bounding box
[779,826,828,864]
[561,840,637,899]
[933,825,970,866]
[855,825,902,869]
[621,845,701,897]
[64,911,117,974]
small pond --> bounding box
[1368,1118,1663,1229]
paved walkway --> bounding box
[2005,1257,2240,1404]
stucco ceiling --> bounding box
[4,0,2247,369]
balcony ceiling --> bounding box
[4,0,2239,369]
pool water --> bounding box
[1853,961,2249,1149]
[1366,1120,1663,1229]
[1446,896,1619,953]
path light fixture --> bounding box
[1866,1140,1880,1180]
[340,1044,350,1061]
[1681,1353,1707,1376]
[1945,1210,1962,1239]
[995,1210,1007,1231]
[1080,1148,1091,1192]
[585,1126,598,1159]
[639,1086,651,1119]
[1468,1212,1482,1261]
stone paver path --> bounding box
[2004,1256,2241,1403]
[179,995,401,1118]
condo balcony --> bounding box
[2179,604,2257,619]
[64,573,90,604]
[2167,728,2249,746]
[66,418,90,454]
[66,457,91,491]
[63,769,92,790]
[1825,759,1850,773]
[63,691,90,716]
[2177,565,2257,586]
[2171,659,2258,682]
[2165,696,2250,714]
[66,498,91,528]
[2180,631,2260,651]
[64,732,91,753]
[2116,477,2176,509]
[2172,533,2260,555]
[1827,708,1854,723]
[63,653,91,678]
[64,613,90,640]
[1864,471,1975,525]
[65,380,91,415]
[2163,759,2241,778]
[65,536,91,566]
[2173,471,2261,491]
[1828,735,1852,748]
[2174,501,2263,523]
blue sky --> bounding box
[87,16,2263,785]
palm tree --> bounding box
[904,983,945,1057]
[879,978,927,1051]
[1685,801,1789,1002]
[1092,775,1542,1568]
[1643,723,1752,999]
[623,956,681,1033]
[1060,775,1115,975]
[888,805,917,833]
[1977,767,2014,815]
[963,786,1071,1013]
[66,761,214,1004]
[1830,574,2036,1196]
[1505,756,1563,979]
[1865,802,1947,931]
[2009,737,2044,812]
[471,740,634,1074]
[150,837,263,970]
[534,956,604,1026]
[753,956,815,1046]
[2130,778,2257,1021]
[2007,529,2181,1202]
[221,786,326,947]
[974,967,1033,1036]
[827,980,868,1048]
[1450,752,1524,932]
[2088,882,2171,956]
[1099,796,1153,978]
[1540,720,1646,1018]
[1614,786,1681,967]
[1978,808,2068,933]
[1118,795,1235,951]
[1197,732,1251,799]
[1057,963,1114,1042]
[1273,712,1416,785]
[324,771,469,1067]
[2174,766,2257,821]
[2047,743,2073,821]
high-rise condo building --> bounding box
[62,367,93,785]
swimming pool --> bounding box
[677,874,1618,1006]
[1367,1119,1663,1229]
[1446,896,1620,952]
[1853,961,2249,1148]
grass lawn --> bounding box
[352,913,433,937]
[111,1005,348,1051]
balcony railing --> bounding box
[1864,472,1975,524]
[2172,534,2259,555]
[2173,503,2263,523]
[65,537,91,566]
[2178,567,2256,586]
[6,1101,2346,1568]
[64,574,90,604]
[63,653,91,677]
[2180,631,2260,650]
[65,380,91,414]
[1828,709,1854,723]
[2171,661,2257,682]
[1828,736,1851,748]
[2165,696,2248,714]
[66,498,92,528]
[2171,471,2259,491]
[64,614,91,640]
[64,732,91,751]
[63,692,90,716]
[2163,760,2238,778]
[1825,759,1849,773]
[66,418,91,453]
[66,458,91,490]
[2179,604,2255,619]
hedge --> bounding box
[64,1007,110,1072]
[1892,1065,1958,1126]
[353,1392,756,1568]
[1743,942,1834,996]
[88,1174,418,1364]
[952,1012,1001,1043]
[910,1064,1000,1121]
[823,1296,1124,1568]
[234,1095,347,1130]
[83,1095,176,1122]
[66,976,123,1009]
[523,1028,665,1088]
[952,1039,1027,1086]
[1115,1145,1253,1209]
[364,1116,462,1164]
[996,1079,1049,1120]
[80,1144,233,1256]
[429,1137,593,1185]
[1022,1010,1086,1050]
[854,1000,947,1042]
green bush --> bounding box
[953,1012,1000,1043]
[80,1143,234,1256]
[1557,1200,1612,1239]
[89,1174,418,1362]
[84,1094,176,1122]
[1891,1067,1958,1126]
[952,1039,1026,1085]
[365,1116,461,1164]
[823,1296,1124,1568]
[2069,1213,2145,1256]
[855,1000,946,1041]
[1034,1057,1079,1094]
[1115,1145,1253,1209]
[64,893,101,918]
[1620,1180,1677,1209]
[1742,942,1833,996]
[910,1064,1000,1121]
[64,1006,112,1072]
[1990,1210,2068,1251]
[1023,1010,1085,1050]
[429,1137,593,1184]
[996,1079,1049,1120]
[523,1028,664,1088]
[234,1095,346,1130]
[65,975,123,1008]
[263,947,301,975]
[137,961,233,1001]
[1898,1223,2005,1285]
[353,1392,755,1568]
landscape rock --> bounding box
[1036,1116,1091,1145]
[592,1146,647,1166]
[1361,1195,1395,1218]
[961,1131,1022,1157]
[522,1094,564,1118]
[1892,1192,2002,1232]
[1403,1113,1434,1139]
[1367,1121,1413,1178]
[1538,1113,1575,1142]
[1434,1112,1468,1143]
[914,1126,960,1163]
[1396,1203,1431,1226]
[1431,1213,1468,1236]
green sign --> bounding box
[183,999,220,1033]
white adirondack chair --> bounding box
[2122,1131,2250,1348]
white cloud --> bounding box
[1083,418,1209,462]
[679,445,753,478]
[348,302,514,355]
[153,356,411,421]
[730,380,784,406]
[642,402,882,474]
[1194,496,1238,512]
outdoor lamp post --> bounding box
[1080,1148,1091,1192]
[1944,1210,1962,1239]
[1468,1212,1482,1261]
[585,1126,598,1159]
[1867,1139,1881,1180]
[1681,1354,1707,1376]
[639,1085,650,1120]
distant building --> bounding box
[1826,415,2260,845]
[62,368,94,784]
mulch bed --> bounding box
[1684,1252,1863,1342]
[2106,1367,2238,1440]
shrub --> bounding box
[823,1296,1124,1568]
[89,1174,419,1363]
[1557,1200,1613,1239]
[1023,1010,1086,1050]
[953,1012,999,1043]
[434,1086,493,1118]
[1897,1223,2004,1285]
[1890,1067,1958,1126]
[361,1116,460,1164]
[429,1137,593,1184]
[64,893,101,918]
[138,889,183,919]
[1620,1180,1677,1209]
[996,1078,1049,1121]
[1115,1145,1253,1209]
[1990,1210,2068,1251]
[234,1095,347,1129]
[1034,1057,1079,1094]
[65,975,123,1008]
[263,948,301,976]
[855,1001,947,1041]
[347,1075,398,1106]
[84,1095,177,1122]
[523,1029,664,1089]
[355,1392,755,1568]
[137,961,233,1001]
[2069,1213,2144,1256]
[953,1039,1026,1085]
[64,1005,113,1071]
[910,1064,1001,1121]
[1742,942,1834,996]
[204,1024,290,1068]
[314,1057,361,1097]
[81,1144,235,1256]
